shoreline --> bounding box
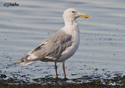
[0,74,125,88]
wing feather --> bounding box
[28,30,72,61]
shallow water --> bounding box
[0,0,125,83]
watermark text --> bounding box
[4,2,19,7]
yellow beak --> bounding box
[79,14,89,18]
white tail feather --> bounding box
[21,61,34,66]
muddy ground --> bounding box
[0,74,125,88]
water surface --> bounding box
[0,0,125,82]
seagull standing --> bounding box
[15,8,89,78]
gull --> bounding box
[15,8,89,78]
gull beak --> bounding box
[79,14,89,18]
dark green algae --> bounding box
[0,74,125,88]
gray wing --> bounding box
[28,30,73,61]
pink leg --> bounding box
[55,62,58,78]
[62,62,66,79]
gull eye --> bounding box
[72,11,75,13]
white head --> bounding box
[63,8,89,25]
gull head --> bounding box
[63,8,89,24]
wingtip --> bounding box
[14,60,21,63]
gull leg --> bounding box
[62,61,66,79]
[55,62,58,78]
